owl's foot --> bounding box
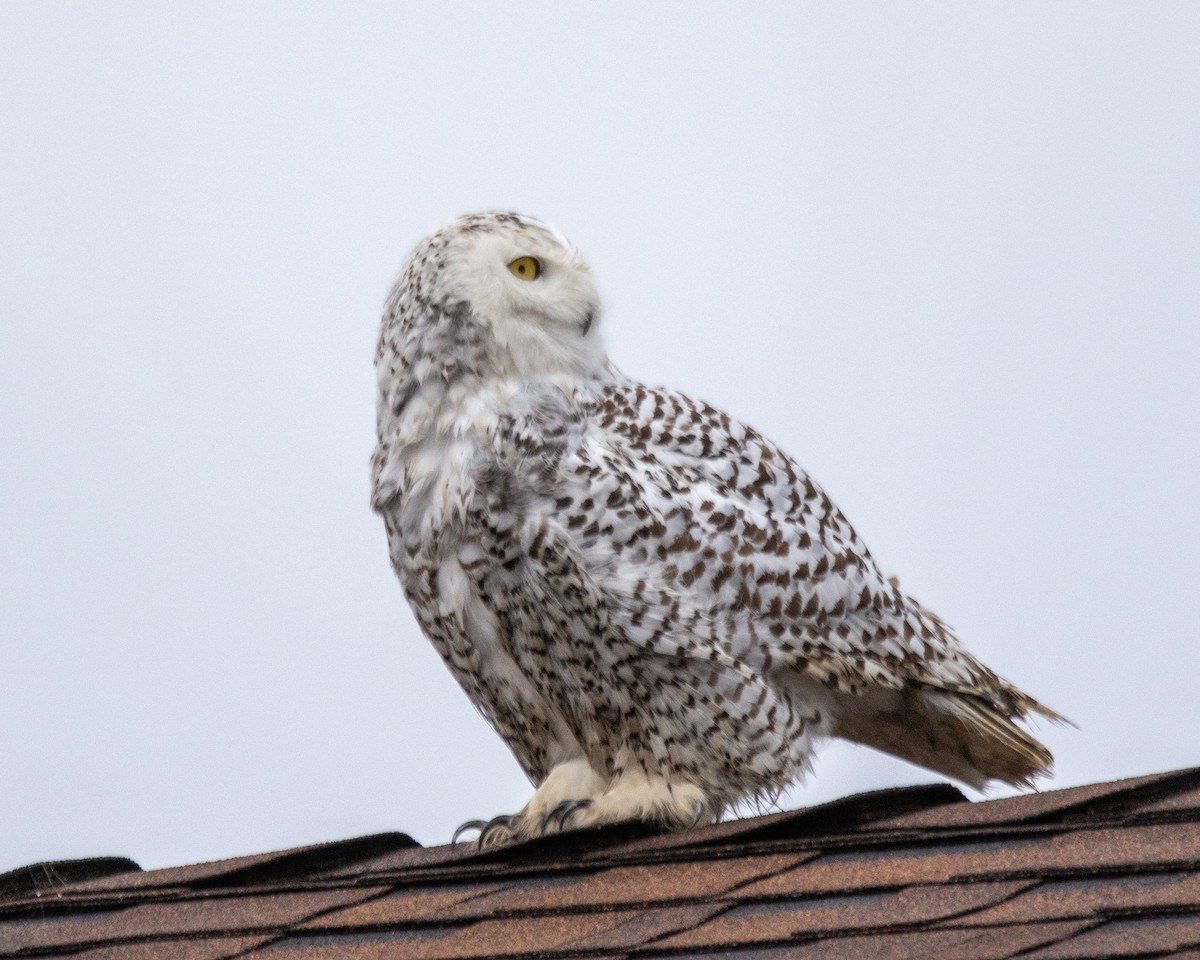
[518,758,607,835]
[451,761,713,847]
[567,768,714,833]
[451,757,607,848]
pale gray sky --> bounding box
[2,2,1198,872]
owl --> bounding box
[371,211,1060,846]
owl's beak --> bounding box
[581,311,594,336]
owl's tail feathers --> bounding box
[830,684,1065,791]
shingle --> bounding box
[674,919,1093,960]
[59,852,293,894]
[568,902,725,952]
[314,844,478,879]
[468,819,667,867]
[45,934,276,960]
[0,858,141,904]
[190,834,417,889]
[61,834,415,894]
[1020,914,1200,959]
[316,822,668,883]
[943,871,1200,927]
[7,770,1200,960]
[577,809,800,863]
[1042,821,1200,873]
[300,854,811,937]
[734,821,1200,897]
[652,880,1031,950]
[432,852,812,918]
[1139,784,1200,817]
[588,784,965,859]
[256,903,721,959]
[732,839,1035,897]
[314,824,666,880]
[0,887,386,953]
[872,768,1200,831]
[297,880,521,928]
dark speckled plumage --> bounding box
[371,212,1059,841]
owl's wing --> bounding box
[575,381,1058,787]
[585,381,940,685]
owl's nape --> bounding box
[372,211,1059,846]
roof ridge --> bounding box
[0,857,140,903]
[1054,766,1200,825]
[187,831,418,890]
[7,769,1200,960]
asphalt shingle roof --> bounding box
[4,766,1200,959]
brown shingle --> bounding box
[734,820,1200,898]
[873,769,1195,831]
[943,871,1200,927]
[1140,784,1200,817]
[313,844,477,880]
[675,919,1093,960]
[0,887,386,953]
[61,852,319,895]
[588,783,965,858]
[61,834,415,895]
[259,903,721,959]
[433,852,812,918]
[297,880,520,929]
[1041,821,1200,872]
[653,880,1032,950]
[567,902,724,952]
[5,769,1200,960]
[49,934,276,960]
[1020,914,1200,959]
[0,858,141,903]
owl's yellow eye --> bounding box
[508,256,541,281]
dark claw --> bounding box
[689,800,706,829]
[543,798,592,834]
[478,814,515,848]
[452,819,488,847]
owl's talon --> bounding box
[477,814,515,848]
[452,819,489,847]
[544,797,592,833]
[689,800,705,828]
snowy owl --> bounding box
[371,211,1059,846]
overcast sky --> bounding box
[2,2,1198,873]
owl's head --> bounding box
[379,212,605,394]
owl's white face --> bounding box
[394,212,606,383]
[462,223,598,335]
